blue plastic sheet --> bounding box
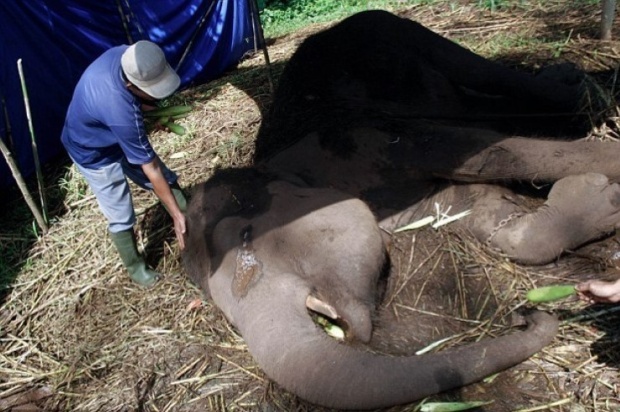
[0,0,256,189]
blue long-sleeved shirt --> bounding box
[61,45,156,169]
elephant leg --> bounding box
[404,125,620,183]
[347,11,584,110]
[386,176,620,265]
[466,174,620,264]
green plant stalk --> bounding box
[17,58,48,227]
[163,122,186,136]
[526,285,576,303]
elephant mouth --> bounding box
[305,294,371,342]
[306,295,350,340]
[306,297,348,341]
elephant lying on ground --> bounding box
[183,10,620,410]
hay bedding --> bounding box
[1,2,620,411]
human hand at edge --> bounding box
[173,213,186,250]
[576,279,620,304]
[141,159,186,250]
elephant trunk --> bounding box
[233,273,559,410]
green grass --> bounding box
[477,0,509,11]
[258,0,605,38]
[260,0,434,37]
[257,0,552,38]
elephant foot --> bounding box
[532,63,612,117]
[535,62,584,86]
[490,173,620,264]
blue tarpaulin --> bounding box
[0,0,257,189]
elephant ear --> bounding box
[305,294,373,343]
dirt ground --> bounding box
[1,2,620,411]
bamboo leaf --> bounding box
[431,209,471,229]
[395,216,435,232]
[420,401,494,412]
[415,336,452,355]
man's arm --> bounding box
[142,158,186,249]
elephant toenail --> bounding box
[610,185,620,207]
[585,173,608,186]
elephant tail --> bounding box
[234,273,559,410]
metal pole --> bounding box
[1,96,15,150]
[115,0,133,44]
[247,0,275,95]
[601,0,616,40]
[174,1,217,72]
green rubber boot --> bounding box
[170,182,187,213]
[110,229,160,287]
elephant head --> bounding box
[182,168,559,410]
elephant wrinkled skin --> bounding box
[183,10,620,410]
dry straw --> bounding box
[1,2,619,411]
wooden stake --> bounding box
[17,58,48,225]
[0,135,48,234]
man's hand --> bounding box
[141,158,186,249]
[172,213,186,250]
[576,279,620,304]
